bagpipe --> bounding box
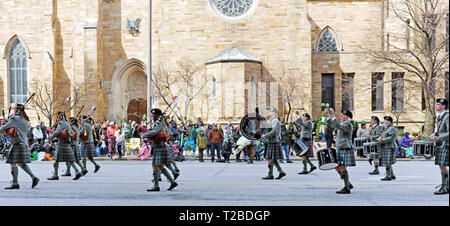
[79,106,96,140]
[2,93,36,138]
[143,97,177,143]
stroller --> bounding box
[173,141,185,162]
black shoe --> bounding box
[175,169,180,173]
[349,183,354,190]
[381,176,391,181]
[368,158,373,166]
[391,175,396,180]
[336,187,351,194]
[32,177,40,188]
[61,172,71,177]
[5,184,20,190]
[82,169,88,176]
[287,160,294,163]
[262,175,274,180]
[168,182,178,191]
[369,170,379,175]
[276,172,286,180]
[309,166,317,173]
[211,160,215,163]
[73,173,82,180]
[94,165,101,173]
[47,175,59,180]
[434,187,449,195]
[174,173,180,180]
[298,170,309,175]
[147,187,160,192]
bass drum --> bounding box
[317,148,338,170]
[239,110,269,141]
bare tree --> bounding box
[152,63,182,120]
[29,78,82,127]
[364,0,449,136]
[276,60,307,123]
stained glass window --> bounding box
[211,0,254,18]
[9,40,28,104]
[317,29,339,52]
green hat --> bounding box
[361,121,366,125]
[354,121,358,125]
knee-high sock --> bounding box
[161,168,175,183]
[342,170,350,188]
[302,160,307,170]
[11,167,19,185]
[305,157,315,167]
[172,161,179,171]
[268,163,274,177]
[446,170,449,189]
[273,160,285,174]
[337,170,344,179]
[441,171,448,187]
[76,161,85,171]
[153,169,161,188]
[88,157,99,167]
[385,165,391,177]
[82,158,87,169]
[65,162,71,173]
[20,164,36,179]
[70,162,80,174]
[53,162,59,176]
[374,161,379,170]
[166,164,176,175]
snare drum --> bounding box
[413,141,435,157]
[317,148,338,170]
[354,138,367,150]
[292,138,309,156]
[363,142,380,155]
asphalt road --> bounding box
[0,159,448,206]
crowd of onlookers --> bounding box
[0,116,431,162]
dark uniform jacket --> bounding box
[0,115,29,145]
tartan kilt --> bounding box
[380,148,396,165]
[434,146,449,166]
[6,144,31,164]
[55,142,75,163]
[81,143,96,158]
[300,139,314,157]
[337,148,356,167]
[370,153,381,160]
[152,146,168,166]
[71,144,81,161]
[266,143,284,160]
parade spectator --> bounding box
[208,124,224,162]
[325,124,334,149]
[224,121,234,139]
[281,124,293,163]
[357,121,369,138]
[32,124,44,144]
[400,132,413,148]
[196,128,207,162]
[205,124,213,157]
[222,137,233,163]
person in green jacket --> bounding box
[196,128,207,162]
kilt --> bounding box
[55,142,75,163]
[81,143,96,158]
[301,139,314,158]
[337,148,356,167]
[152,146,168,166]
[6,144,31,164]
[266,143,284,160]
[435,146,449,166]
[380,148,396,165]
[71,144,81,161]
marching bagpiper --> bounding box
[144,108,178,192]
[62,117,88,177]
[293,113,317,174]
[47,112,82,181]
[367,116,383,175]
[378,116,398,181]
[0,104,39,189]
[261,107,286,180]
[325,108,355,194]
[430,98,449,195]
[79,115,101,174]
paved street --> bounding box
[0,159,448,206]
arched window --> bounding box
[9,40,28,104]
[212,76,216,97]
[317,28,339,53]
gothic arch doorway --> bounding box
[127,98,147,124]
